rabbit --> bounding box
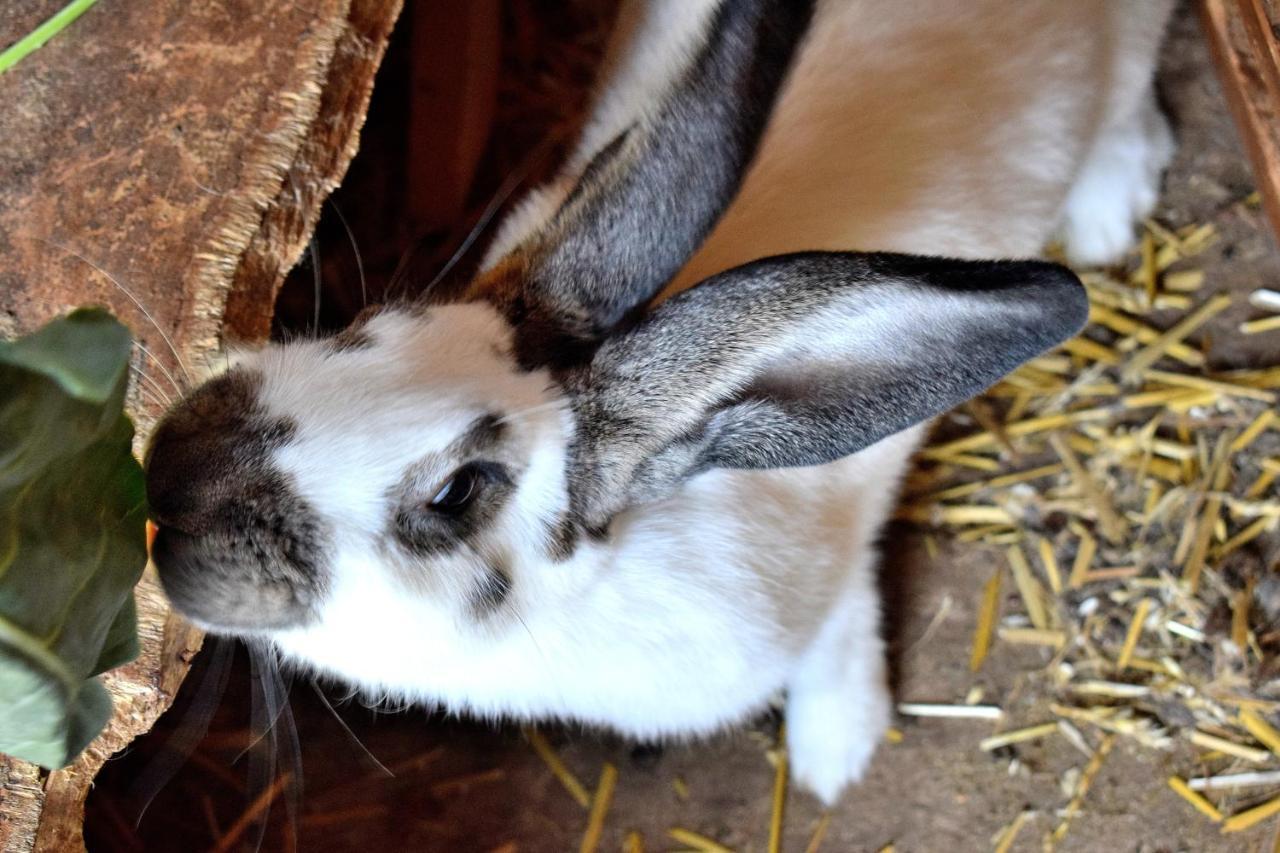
[145,0,1173,805]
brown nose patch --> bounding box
[145,368,328,631]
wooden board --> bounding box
[0,1,402,850]
[1201,0,1280,240]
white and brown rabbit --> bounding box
[146,0,1172,803]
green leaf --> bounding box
[0,310,146,769]
[92,593,139,677]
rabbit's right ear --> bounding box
[470,0,816,364]
[559,252,1089,530]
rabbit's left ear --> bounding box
[470,0,816,363]
[561,251,1088,529]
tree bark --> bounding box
[0,1,402,850]
[1200,0,1280,240]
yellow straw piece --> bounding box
[1232,588,1251,651]
[579,763,618,853]
[1219,367,1280,389]
[1037,537,1062,594]
[1227,496,1280,518]
[1167,776,1223,822]
[1166,389,1220,413]
[956,524,1016,544]
[1120,387,1213,409]
[1217,517,1276,559]
[1068,531,1097,589]
[1144,217,1181,245]
[624,831,645,853]
[1051,735,1115,843]
[1184,451,1232,590]
[1006,389,1033,421]
[1155,294,1194,310]
[804,814,832,853]
[667,828,735,853]
[1051,434,1127,544]
[1031,355,1074,375]
[946,453,1003,472]
[525,728,591,808]
[1116,599,1152,670]
[1007,545,1050,631]
[1088,305,1204,365]
[1123,294,1231,380]
[1125,657,1170,675]
[1189,732,1270,763]
[921,408,1111,459]
[899,504,1015,526]
[1179,222,1218,255]
[992,810,1032,853]
[1241,315,1280,335]
[932,464,1064,502]
[1062,336,1120,364]
[1222,791,1280,833]
[970,566,1003,672]
[980,722,1059,751]
[997,627,1067,648]
[1231,410,1277,453]
[1083,566,1141,583]
[1140,231,1157,305]
[1164,269,1206,292]
[1244,466,1278,500]
[768,735,787,853]
[1142,369,1277,403]
[1239,709,1280,757]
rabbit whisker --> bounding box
[309,234,323,335]
[418,151,542,296]
[329,200,368,309]
[495,399,568,426]
[129,364,174,407]
[309,681,394,778]
[129,637,235,826]
[34,236,193,385]
[134,340,187,399]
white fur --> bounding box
[248,0,1174,805]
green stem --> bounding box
[0,0,101,75]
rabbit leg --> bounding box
[785,558,891,805]
[1057,89,1174,267]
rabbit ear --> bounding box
[561,252,1088,529]
[473,0,816,364]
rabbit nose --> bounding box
[151,525,317,631]
[146,448,329,631]
[145,369,293,534]
[144,370,327,632]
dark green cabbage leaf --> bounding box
[0,308,147,768]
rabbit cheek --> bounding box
[467,557,513,619]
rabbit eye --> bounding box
[429,465,481,513]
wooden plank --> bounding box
[405,0,502,236]
[0,1,402,850]
[1200,0,1280,240]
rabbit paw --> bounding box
[786,680,891,805]
[1058,95,1174,267]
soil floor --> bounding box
[87,4,1279,851]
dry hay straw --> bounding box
[901,205,1280,843]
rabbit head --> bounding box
[145,0,1086,656]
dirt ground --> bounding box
[86,4,1279,852]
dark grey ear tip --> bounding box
[1022,260,1090,343]
[859,252,1088,344]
